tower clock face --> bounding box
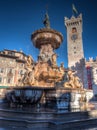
[71,34,78,41]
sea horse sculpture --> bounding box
[63,70,83,88]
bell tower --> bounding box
[65,14,84,67]
[65,14,85,83]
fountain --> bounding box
[6,12,93,110]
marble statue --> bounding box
[43,12,50,28]
[18,53,83,89]
[51,53,57,67]
[64,70,83,88]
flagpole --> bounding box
[72,4,78,17]
[72,4,74,16]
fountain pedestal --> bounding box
[44,87,93,110]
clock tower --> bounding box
[65,14,84,67]
[65,14,85,83]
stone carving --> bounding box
[38,44,54,63]
[18,55,35,86]
[18,54,83,89]
[59,62,64,74]
[64,70,82,88]
[34,62,63,87]
[22,69,35,86]
[39,66,63,83]
[25,55,34,71]
[18,57,63,87]
[51,53,57,67]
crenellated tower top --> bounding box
[65,14,82,32]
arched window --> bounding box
[72,27,77,33]
[8,78,11,83]
[0,68,4,73]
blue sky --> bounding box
[0,0,97,67]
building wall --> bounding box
[0,49,27,87]
[85,58,97,95]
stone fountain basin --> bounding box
[6,87,43,105]
[31,28,63,49]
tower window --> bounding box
[0,68,4,73]
[19,70,23,75]
[7,78,12,84]
[74,51,76,54]
[8,69,12,74]
[72,27,77,33]
[20,63,24,67]
[8,51,15,56]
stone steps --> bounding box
[0,116,97,129]
[0,108,90,120]
[0,108,97,129]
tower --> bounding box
[65,14,85,83]
[65,14,84,67]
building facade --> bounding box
[85,58,97,95]
[0,49,27,87]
